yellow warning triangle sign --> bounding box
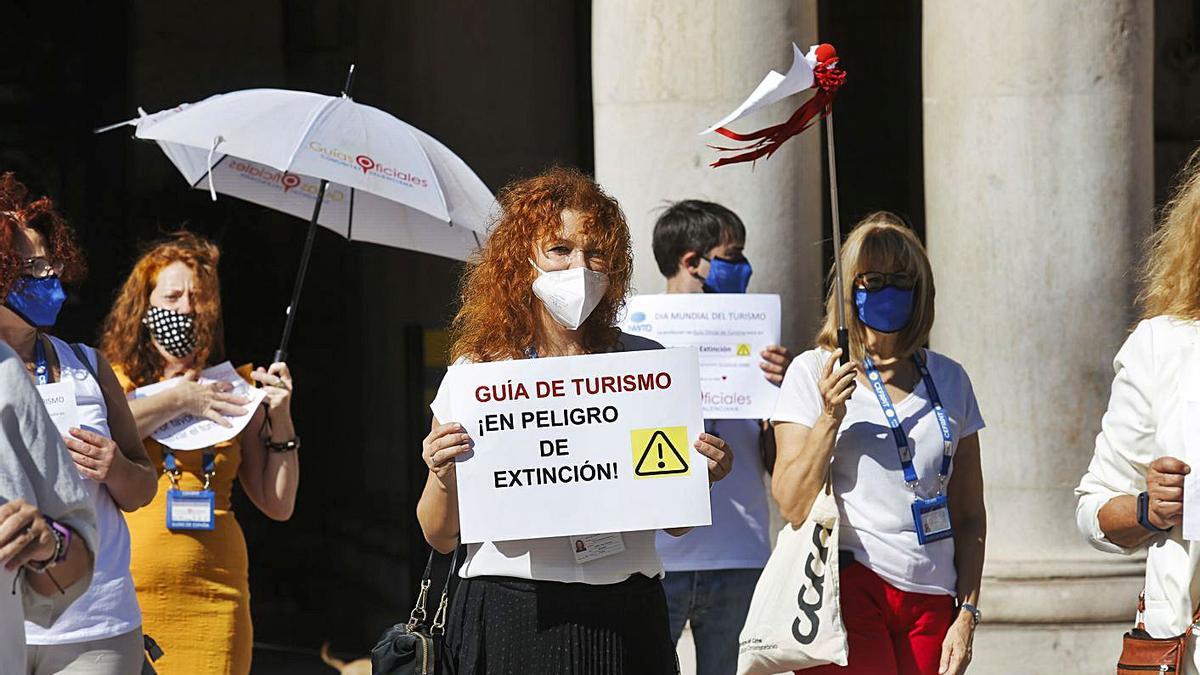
[634,429,690,477]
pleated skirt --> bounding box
[444,574,679,675]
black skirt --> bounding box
[444,574,679,675]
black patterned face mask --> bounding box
[142,306,198,358]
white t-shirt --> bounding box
[772,347,985,596]
[656,418,770,571]
[429,331,666,585]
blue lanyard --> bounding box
[33,336,49,385]
[862,351,954,494]
[164,450,216,491]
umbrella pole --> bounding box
[272,64,356,363]
[825,111,850,365]
[274,179,328,363]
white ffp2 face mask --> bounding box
[530,260,609,330]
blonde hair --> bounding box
[815,211,935,362]
[1139,148,1200,321]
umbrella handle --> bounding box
[837,327,850,366]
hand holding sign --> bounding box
[760,344,794,385]
[696,432,732,484]
[423,422,474,485]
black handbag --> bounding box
[372,547,458,675]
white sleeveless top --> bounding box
[25,336,141,644]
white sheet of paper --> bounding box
[1184,473,1200,540]
[35,380,78,437]
[446,348,709,543]
[132,361,266,451]
[619,294,782,419]
[701,43,816,134]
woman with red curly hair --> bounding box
[0,173,158,674]
[100,232,302,675]
[419,167,733,674]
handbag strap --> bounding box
[1134,590,1200,632]
[430,546,460,636]
[407,546,460,633]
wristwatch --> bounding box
[1137,491,1172,532]
[265,436,301,453]
[959,602,981,628]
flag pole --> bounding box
[824,110,850,365]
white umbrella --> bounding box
[100,67,496,360]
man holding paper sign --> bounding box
[418,168,731,675]
[635,199,793,675]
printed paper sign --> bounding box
[445,348,709,543]
[132,361,266,451]
[620,294,782,419]
[35,380,78,437]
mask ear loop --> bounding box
[528,259,546,275]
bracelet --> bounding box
[265,436,301,453]
[26,517,67,573]
[959,602,981,627]
[1137,491,1172,533]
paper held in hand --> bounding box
[619,294,782,419]
[132,361,266,451]
[1184,472,1200,541]
[35,380,79,437]
[444,347,710,543]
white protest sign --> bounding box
[620,294,782,419]
[132,361,265,451]
[35,380,78,437]
[446,348,709,543]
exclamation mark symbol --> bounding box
[657,441,665,469]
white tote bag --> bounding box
[737,484,848,674]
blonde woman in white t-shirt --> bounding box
[771,212,987,675]
[417,167,733,675]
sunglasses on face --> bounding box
[853,271,915,291]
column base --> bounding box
[972,622,1126,674]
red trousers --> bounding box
[803,561,955,675]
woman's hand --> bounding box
[423,422,474,487]
[820,349,858,422]
[760,344,794,385]
[1146,456,1190,529]
[0,499,56,572]
[696,432,732,484]
[175,370,250,428]
[64,427,122,483]
[938,612,975,675]
[252,362,294,420]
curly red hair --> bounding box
[100,232,225,386]
[0,172,87,296]
[450,167,632,362]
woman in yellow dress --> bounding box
[100,232,301,674]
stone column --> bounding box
[592,0,823,350]
[923,1,1154,671]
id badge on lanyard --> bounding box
[864,352,956,546]
[164,451,216,531]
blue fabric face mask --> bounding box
[704,256,753,294]
[6,275,67,328]
[854,284,914,334]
